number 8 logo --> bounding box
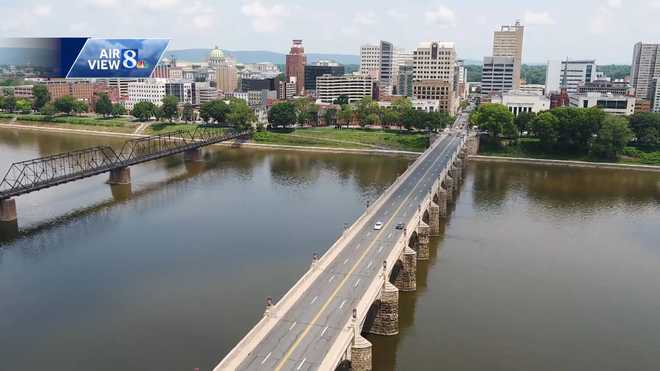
[123,50,137,69]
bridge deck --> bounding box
[219,113,469,371]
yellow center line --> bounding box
[273,137,457,371]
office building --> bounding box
[491,91,551,116]
[577,80,631,96]
[360,44,381,78]
[396,63,414,97]
[481,56,515,95]
[493,21,524,89]
[195,82,218,105]
[165,81,195,105]
[631,42,660,99]
[315,74,374,103]
[546,59,597,95]
[240,78,277,92]
[278,79,296,100]
[216,63,238,93]
[304,62,345,92]
[125,80,166,110]
[569,92,636,116]
[45,79,120,106]
[650,78,660,112]
[360,41,395,94]
[412,41,456,113]
[285,40,306,95]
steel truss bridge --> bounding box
[0,126,248,200]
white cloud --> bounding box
[192,14,213,30]
[607,0,623,8]
[424,5,456,28]
[241,1,289,32]
[649,0,660,9]
[353,12,377,26]
[589,0,623,34]
[523,10,555,25]
[33,5,51,17]
[88,0,118,9]
[134,0,180,10]
[387,9,408,21]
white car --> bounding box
[373,222,384,230]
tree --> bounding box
[3,95,17,113]
[72,100,88,115]
[333,95,349,105]
[363,113,380,127]
[111,103,126,118]
[355,96,379,126]
[514,111,535,136]
[16,99,32,113]
[94,93,113,117]
[182,103,194,123]
[380,108,400,129]
[269,101,297,128]
[227,99,256,131]
[550,107,604,153]
[41,102,57,117]
[426,111,453,132]
[590,116,633,160]
[471,103,514,138]
[628,112,660,148]
[32,85,50,111]
[401,108,420,131]
[199,100,230,124]
[336,104,353,128]
[323,108,337,127]
[131,101,156,121]
[530,112,560,150]
[160,95,179,122]
[391,97,413,115]
[53,96,76,114]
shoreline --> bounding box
[469,155,660,173]
[0,122,422,158]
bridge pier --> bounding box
[394,247,417,292]
[351,335,372,371]
[108,167,131,185]
[428,201,440,236]
[467,135,480,155]
[0,198,17,222]
[416,221,430,261]
[368,282,399,336]
[437,187,448,217]
[184,148,203,162]
[445,176,455,203]
[454,161,463,183]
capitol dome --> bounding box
[209,46,225,65]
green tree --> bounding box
[72,100,88,115]
[3,95,17,112]
[514,111,535,136]
[161,95,179,122]
[530,111,560,150]
[323,108,337,127]
[94,92,113,117]
[471,103,515,138]
[269,101,297,128]
[380,108,400,129]
[182,103,194,123]
[32,85,50,111]
[199,100,230,124]
[355,96,380,126]
[111,103,126,118]
[426,111,453,132]
[401,108,421,131]
[131,101,156,121]
[628,112,660,148]
[41,102,57,117]
[363,112,380,127]
[590,116,633,160]
[336,104,353,128]
[391,97,413,114]
[16,99,32,113]
[227,99,256,131]
[550,107,604,153]
[333,95,349,105]
[53,96,76,114]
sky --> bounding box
[1,0,659,64]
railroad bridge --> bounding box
[215,113,479,371]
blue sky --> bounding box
[1,0,659,64]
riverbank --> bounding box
[0,122,421,157]
[469,155,660,172]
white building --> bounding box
[360,41,394,94]
[481,56,515,95]
[648,78,660,112]
[360,44,381,79]
[631,42,660,99]
[491,91,550,116]
[316,74,374,103]
[546,59,597,95]
[125,79,166,110]
[519,84,545,95]
[569,92,636,116]
[412,41,457,114]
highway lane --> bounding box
[235,118,467,371]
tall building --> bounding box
[412,41,456,113]
[631,42,660,99]
[285,39,306,96]
[315,74,375,103]
[359,41,395,94]
[304,62,345,92]
[493,21,524,90]
[481,56,515,96]
[396,62,414,97]
[650,78,660,112]
[360,44,381,78]
[544,60,562,95]
[125,80,166,110]
[569,92,636,116]
[216,63,238,93]
[165,81,195,105]
[553,60,597,95]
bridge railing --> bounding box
[215,131,454,370]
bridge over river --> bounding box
[0,126,248,223]
[215,113,479,371]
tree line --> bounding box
[268,96,454,132]
[470,103,660,160]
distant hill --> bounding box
[0,47,57,67]
[167,49,360,65]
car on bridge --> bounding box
[374,221,384,230]
[395,223,405,230]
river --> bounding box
[1,127,659,371]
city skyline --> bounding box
[1,0,659,64]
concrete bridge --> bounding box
[215,113,480,371]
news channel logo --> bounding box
[66,39,169,78]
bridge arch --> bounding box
[408,231,419,254]
[389,259,404,285]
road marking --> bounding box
[366,261,373,269]
[354,279,361,288]
[328,275,335,283]
[296,358,306,370]
[387,232,392,239]
[343,258,349,265]
[289,322,297,331]
[339,299,347,309]
[403,211,407,217]
[310,296,318,305]
[272,137,458,371]
[320,326,329,337]
[366,232,371,237]
[378,245,384,253]
[355,243,361,250]
[261,352,272,365]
